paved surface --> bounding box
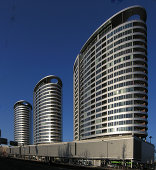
[0,157,148,170]
[0,157,81,170]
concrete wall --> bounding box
[8,137,134,160]
[0,146,8,156]
[6,136,155,164]
[9,146,20,155]
[75,138,133,159]
[141,140,155,163]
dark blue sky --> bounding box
[0,0,155,146]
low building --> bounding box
[7,135,155,168]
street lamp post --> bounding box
[149,136,152,143]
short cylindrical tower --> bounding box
[33,75,62,144]
[14,100,32,145]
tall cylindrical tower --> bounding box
[14,100,32,145]
[33,75,62,144]
[74,6,148,140]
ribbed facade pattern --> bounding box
[33,75,62,144]
[14,100,32,145]
[74,6,148,141]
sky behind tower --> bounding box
[0,0,155,146]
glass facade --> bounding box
[33,75,62,144]
[73,6,148,140]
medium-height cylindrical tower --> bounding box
[74,6,148,141]
[33,75,62,144]
[14,100,32,145]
